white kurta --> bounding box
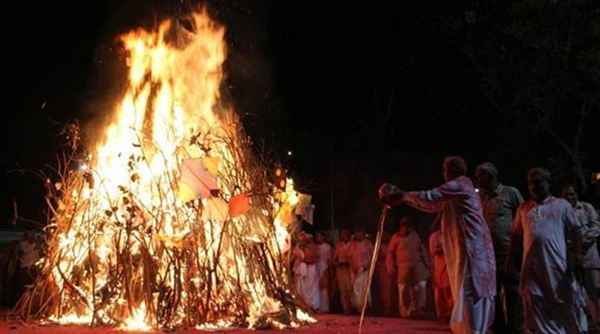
[348,239,374,311]
[513,196,587,334]
[294,249,320,310]
[316,242,332,312]
[403,176,496,334]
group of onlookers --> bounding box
[291,155,600,334]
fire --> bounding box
[119,301,152,331]
[17,9,312,330]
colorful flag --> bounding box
[202,157,220,176]
[302,204,315,225]
[201,198,229,221]
[229,193,251,218]
[279,202,295,226]
[178,158,218,202]
[295,193,312,215]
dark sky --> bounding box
[2,0,600,232]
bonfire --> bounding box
[14,8,313,330]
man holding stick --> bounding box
[379,156,496,334]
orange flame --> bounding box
[36,9,307,329]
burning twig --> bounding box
[13,9,311,330]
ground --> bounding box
[0,313,451,333]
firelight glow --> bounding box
[18,9,313,330]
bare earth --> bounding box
[0,313,451,334]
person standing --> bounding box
[374,231,395,316]
[429,222,453,321]
[561,183,600,332]
[348,227,374,312]
[315,231,332,313]
[292,232,320,311]
[506,168,587,333]
[16,231,41,303]
[333,229,353,314]
[475,162,524,334]
[379,156,496,334]
[386,217,430,318]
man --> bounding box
[561,183,600,332]
[16,231,41,303]
[386,217,430,318]
[333,229,353,314]
[475,162,524,334]
[0,239,19,306]
[379,156,496,334]
[373,231,397,316]
[374,231,395,316]
[506,168,587,333]
[315,231,332,313]
[348,227,374,312]
[292,232,320,311]
[429,225,453,321]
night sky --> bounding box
[2,0,600,234]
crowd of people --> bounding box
[1,155,599,334]
[289,212,456,322]
[291,156,600,334]
[378,156,600,334]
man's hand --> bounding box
[378,183,405,206]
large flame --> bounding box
[20,9,308,330]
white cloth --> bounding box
[316,243,332,312]
[351,267,371,311]
[523,292,587,334]
[319,289,329,313]
[574,201,600,269]
[316,243,332,277]
[514,197,583,303]
[450,263,495,334]
[514,196,587,333]
[398,280,427,317]
[403,176,496,298]
[294,262,320,310]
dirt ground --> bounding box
[0,313,451,334]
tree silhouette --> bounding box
[430,0,600,192]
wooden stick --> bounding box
[358,205,389,334]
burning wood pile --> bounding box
[14,9,312,330]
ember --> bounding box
[15,8,309,330]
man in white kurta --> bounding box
[315,231,332,313]
[293,232,320,310]
[333,229,353,313]
[348,228,374,311]
[562,184,600,331]
[386,217,430,318]
[379,156,496,334]
[507,168,587,334]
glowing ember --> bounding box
[16,8,311,330]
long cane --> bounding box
[358,205,390,334]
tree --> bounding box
[433,0,600,192]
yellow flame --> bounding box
[296,309,317,323]
[47,314,93,325]
[119,302,153,331]
[196,319,233,330]
[42,9,307,329]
